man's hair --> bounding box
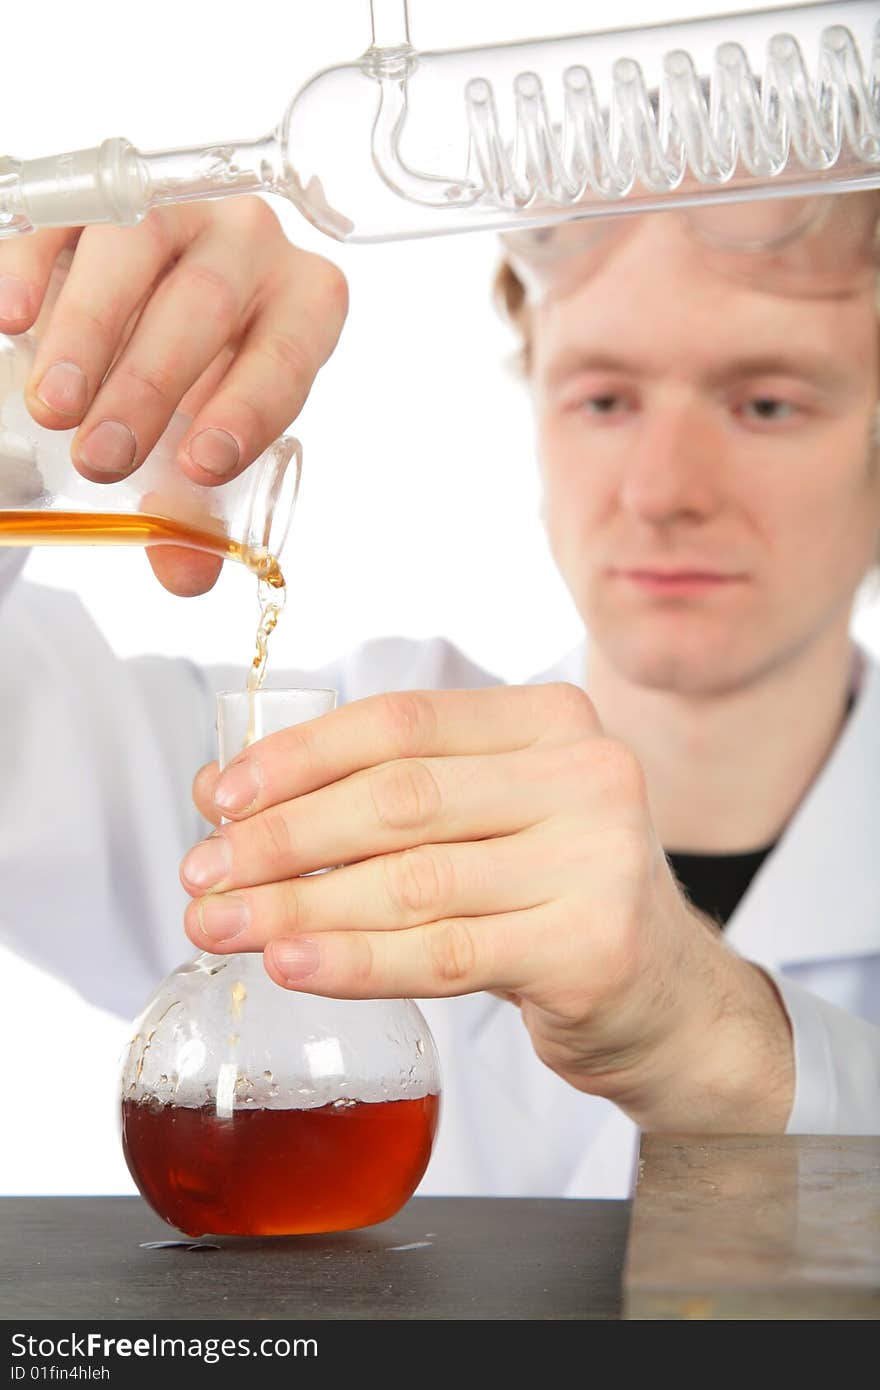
[493,259,532,372]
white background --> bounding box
[2,0,878,1194]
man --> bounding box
[1,191,878,1199]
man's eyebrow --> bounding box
[708,352,852,390]
[542,348,852,391]
[543,350,636,384]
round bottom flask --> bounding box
[120,689,441,1236]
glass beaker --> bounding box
[0,320,300,585]
[120,688,441,1238]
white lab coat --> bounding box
[1,571,878,1200]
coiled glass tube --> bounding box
[0,0,877,243]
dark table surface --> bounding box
[0,1197,630,1321]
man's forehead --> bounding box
[507,191,879,312]
[534,240,876,380]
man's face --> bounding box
[530,211,880,696]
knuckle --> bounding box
[58,295,125,348]
[426,919,477,988]
[256,809,295,870]
[560,736,646,806]
[256,332,315,389]
[588,737,647,803]
[561,737,600,778]
[528,737,594,800]
[172,260,240,331]
[225,195,279,239]
[350,933,376,988]
[307,254,350,320]
[0,227,58,272]
[542,682,598,735]
[324,262,350,318]
[369,759,442,832]
[279,724,319,785]
[385,847,449,919]
[111,356,177,410]
[138,210,177,264]
[80,212,174,269]
[377,691,437,755]
[280,881,303,934]
[211,389,265,440]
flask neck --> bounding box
[216,688,337,767]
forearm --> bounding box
[584,908,795,1134]
[621,951,794,1133]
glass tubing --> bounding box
[0,0,878,244]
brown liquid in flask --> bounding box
[122,1094,440,1236]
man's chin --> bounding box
[594,631,752,698]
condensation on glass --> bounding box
[0,1,877,245]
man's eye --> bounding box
[742,397,798,422]
[583,394,625,415]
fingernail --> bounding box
[77,420,137,477]
[182,834,232,892]
[215,759,262,814]
[35,361,88,416]
[198,894,250,943]
[188,428,240,477]
[0,276,31,322]
[272,938,321,983]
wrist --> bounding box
[608,924,795,1133]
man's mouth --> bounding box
[607,566,748,595]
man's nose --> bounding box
[618,396,722,525]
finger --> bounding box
[183,828,552,951]
[0,229,78,333]
[193,761,222,826]
[23,216,185,444]
[261,908,542,999]
[145,546,224,597]
[67,218,267,482]
[211,683,600,819]
[489,989,522,1006]
[144,341,239,594]
[175,242,348,484]
[180,743,584,894]
[177,341,237,418]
